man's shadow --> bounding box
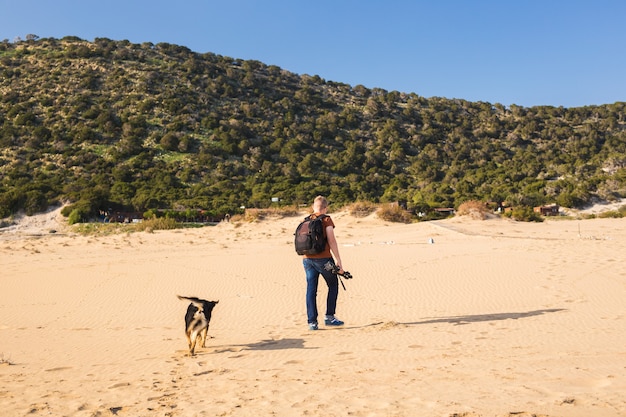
[341,308,567,329]
[399,308,566,326]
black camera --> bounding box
[324,261,353,279]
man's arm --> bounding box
[325,225,343,273]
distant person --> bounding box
[301,195,345,330]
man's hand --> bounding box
[324,261,352,279]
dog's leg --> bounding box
[200,325,209,348]
[189,330,199,356]
[185,332,192,351]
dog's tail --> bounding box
[178,295,212,311]
[177,295,203,303]
[177,295,219,308]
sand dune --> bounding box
[1,209,625,416]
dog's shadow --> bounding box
[211,337,317,354]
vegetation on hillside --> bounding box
[1,36,625,221]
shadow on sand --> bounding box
[211,337,316,353]
[399,308,567,326]
[341,308,567,330]
[203,309,566,354]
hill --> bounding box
[1,36,625,219]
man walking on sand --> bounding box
[302,195,346,330]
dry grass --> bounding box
[72,222,130,236]
[343,201,379,218]
[72,217,185,235]
[377,203,413,223]
[456,200,493,220]
[131,217,179,232]
[234,206,301,223]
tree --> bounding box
[160,132,179,151]
[0,37,624,220]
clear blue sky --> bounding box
[2,0,624,108]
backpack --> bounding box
[294,214,327,255]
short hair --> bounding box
[313,195,328,210]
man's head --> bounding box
[313,195,328,213]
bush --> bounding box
[71,217,184,235]
[598,210,623,219]
[377,203,413,223]
[345,201,378,217]
[67,207,89,224]
[456,200,491,220]
[61,200,94,221]
[132,217,178,232]
[240,207,299,222]
[506,206,544,222]
[143,209,158,219]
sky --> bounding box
[1,0,625,108]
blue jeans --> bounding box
[303,258,339,324]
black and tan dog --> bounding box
[177,295,219,355]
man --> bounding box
[302,195,345,330]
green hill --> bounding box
[1,36,625,220]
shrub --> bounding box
[598,210,623,218]
[61,200,93,221]
[159,132,179,151]
[506,206,544,222]
[72,222,125,236]
[143,209,158,219]
[67,207,88,224]
[132,217,178,232]
[345,201,378,217]
[377,203,413,223]
[240,207,299,222]
[456,200,491,220]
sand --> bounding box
[1,207,625,417]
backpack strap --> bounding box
[312,214,328,238]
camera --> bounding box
[324,261,353,279]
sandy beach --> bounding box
[1,207,625,416]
